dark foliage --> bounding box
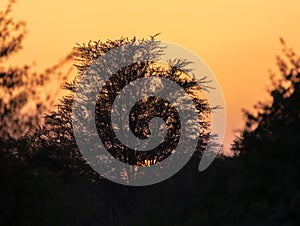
[232,39,300,161]
[1,1,299,225]
[40,36,212,181]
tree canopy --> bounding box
[232,39,300,162]
[40,36,213,182]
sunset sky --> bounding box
[4,0,300,153]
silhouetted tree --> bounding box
[0,0,72,140]
[232,38,300,160]
[228,39,300,226]
[41,36,213,181]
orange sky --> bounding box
[4,0,300,154]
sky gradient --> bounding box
[4,0,300,153]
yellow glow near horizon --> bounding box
[4,0,300,153]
